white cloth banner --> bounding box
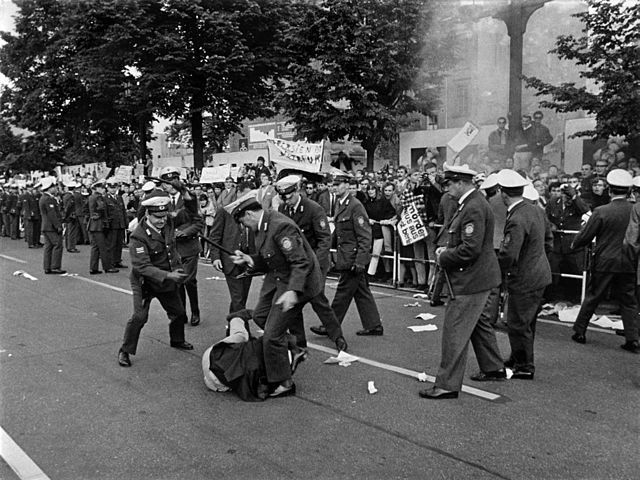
[447,121,480,153]
[112,165,133,183]
[267,138,324,173]
[199,165,230,184]
[397,203,429,246]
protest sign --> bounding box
[199,165,230,184]
[447,121,480,153]
[112,165,133,183]
[267,138,324,173]
[397,203,429,246]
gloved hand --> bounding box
[351,264,366,274]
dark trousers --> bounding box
[331,270,381,329]
[253,280,303,384]
[1,213,9,236]
[479,286,501,327]
[178,254,199,315]
[105,228,124,265]
[548,251,584,301]
[9,214,19,239]
[65,219,80,251]
[290,288,345,347]
[505,287,545,373]
[79,216,89,244]
[43,231,63,271]
[435,290,504,391]
[89,231,112,271]
[121,281,187,355]
[225,275,252,313]
[25,218,41,246]
[574,272,639,342]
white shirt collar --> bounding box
[508,199,524,212]
[458,188,475,205]
[257,210,266,230]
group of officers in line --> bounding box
[7,161,638,401]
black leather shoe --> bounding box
[190,313,200,326]
[419,387,459,399]
[511,370,534,380]
[614,329,625,337]
[44,270,52,274]
[620,341,640,354]
[470,369,506,381]
[356,325,384,336]
[170,341,194,350]
[89,270,103,275]
[118,350,131,367]
[269,382,296,398]
[335,336,348,352]
[310,325,328,336]
[291,348,308,374]
[571,333,586,344]
[49,269,67,274]
[114,263,127,269]
[104,268,119,273]
[430,299,445,307]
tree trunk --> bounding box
[191,94,204,171]
[138,113,149,164]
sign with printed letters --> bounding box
[397,203,429,246]
[447,121,480,153]
[267,138,324,173]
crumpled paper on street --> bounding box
[557,306,597,324]
[591,315,624,330]
[367,381,378,394]
[324,350,359,367]
[404,302,421,307]
[205,276,225,281]
[408,324,438,332]
[13,270,38,281]
[413,293,429,299]
[415,313,436,321]
[61,273,78,277]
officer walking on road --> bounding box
[88,180,118,274]
[118,191,194,367]
[38,177,66,274]
[496,170,552,379]
[571,169,639,353]
[419,165,504,399]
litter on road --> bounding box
[12,270,38,281]
[415,313,436,321]
[408,324,438,332]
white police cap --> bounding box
[39,177,57,191]
[160,166,181,179]
[479,173,499,190]
[606,169,633,187]
[497,169,529,188]
[141,194,171,215]
[275,175,302,195]
[633,176,640,188]
[443,163,477,181]
[523,182,540,201]
[141,181,156,192]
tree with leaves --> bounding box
[524,0,640,141]
[277,0,455,169]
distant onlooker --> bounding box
[488,116,512,164]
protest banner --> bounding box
[397,203,429,246]
[112,165,133,183]
[447,121,480,153]
[199,165,230,184]
[267,138,324,173]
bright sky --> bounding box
[0,0,18,86]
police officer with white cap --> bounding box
[118,192,193,367]
[275,175,348,352]
[572,169,639,353]
[88,179,117,274]
[38,177,66,274]
[496,169,552,379]
[62,181,81,253]
[419,164,504,399]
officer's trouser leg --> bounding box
[506,288,544,372]
[262,301,302,384]
[25,219,35,246]
[479,286,501,327]
[331,270,361,324]
[613,273,639,342]
[573,272,612,335]
[10,214,19,239]
[156,289,187,344]
[225,275,252,313]
[122,282,153,355]
[435,290,490,392]
[33,218,42,245]
[178,254,199,315]
[352,272,382,329]
[470,304,504,373]
[310,290,344,341]
[43,231,54,271]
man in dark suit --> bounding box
[38,178,66,274]
[276,175,347,352]
[230,192,323,397]
[88,180,117,274]
[329,175,384,336]
[23,183,42,248]
[419,165,504,399]
[105,179,127,268]
[6,184,20,239]
[160,167,204,326]
[571,169,639,353]
[62,181,81,253]
[487,116,512,164]
[209,182,255,313]
[496,170,552,379]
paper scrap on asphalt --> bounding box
[591,315,624,330]
[12,270,38,281]
[413,293,429,299]
[324,350,359,366]
[205,276,225,281]
[415,313,436,321]
[404,302,421,307]
[505,368,513,379]
[558,306,597,324]
[408,324,438,332]
[61,273,78,277]
[417,372,428,382]
[367,381,378,394]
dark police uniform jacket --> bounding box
[88,193,108,232]
[498,201,552,293]
[129,218,183,294]
[39,192,62,233]
[439,189,501,295]
[62,192,77,222]
[250,210,322,300]
[171,192,203,258]
[23,191,41,220]
[333,194,372,271]
[278,196,331,274]
[105,193,127,229]
[209,208,254,276]
[572,198,635,273]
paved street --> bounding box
[1,238,639,480]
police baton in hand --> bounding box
[198,234,235,256]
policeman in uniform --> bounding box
[23,183,43,248]
[105,178,127,268]
[88,180,117,274]
[230,192,323,397]
[6,184,20,239]
[38,177,66,274]
[276,175,348,352]
[160,167,203,326]
[118,191,194,367]
[496,170,552,379]
[419,165,504,399]
[62,181,81,253]
[571,169,639,353]
[329,175,384,336]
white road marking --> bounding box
[64,275,133,296]
[0,427,51,480]
[0,254,27,264]
[308,343,503,402]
